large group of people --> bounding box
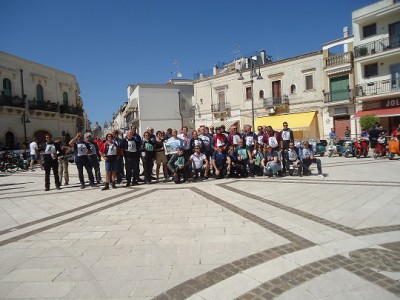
[31,122,330,191]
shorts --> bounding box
[105,160,119,172]
[30,155,37,161]
[155,151,167,164]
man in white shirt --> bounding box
[190,146,209,180]
[29,138,43,171]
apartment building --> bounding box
[352,0,400,133]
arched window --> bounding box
[63,92,68,106]
[290,84,296,94]
[3,78,12,97]
[36,84,44,101]
[259,90,264,99]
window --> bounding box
[218,91,225,104]
[364,63,378,77]
[259,90,264,99]
[246,87,252,100]
[290,84,296,94]
[363,23,376,38]
[2,78,12,97]
[305,75,314,90]
[63,92,68,106]
[36,84,44,101]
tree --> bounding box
[360,115,379,131]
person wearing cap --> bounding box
[168,146,190,183]
[213,127,227,150]
[190,145,209,180]
[301,140,324,178]
[212,141,228,179]
[69,132,96,189]
[85,132,102,185]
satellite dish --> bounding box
[176,72,182,78]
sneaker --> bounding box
[80,184,85,189]
[318,174,324,178]
[137,178,144,183]
[56,185,61,190]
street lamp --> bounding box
[21,111,31,147]
[238,57,263,129]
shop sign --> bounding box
[381,99,400,108]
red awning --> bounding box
[353,107,400,119]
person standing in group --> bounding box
[39,134,61,191]
[122,128,141,186]
[112,130,124,184]
[85,133,102,185]
[69,132,96,189]
[177,126,192,159]
[329,128,337,141]
[100,133,119,190]
[280,122,294,174]
[154,131,169,182]
[58,135,72,185]
[141,131,156,184]
[29,138,43,171]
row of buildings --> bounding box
[111,0,400,140]
[0,52,90,149]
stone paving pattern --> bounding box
[0,155,399,299]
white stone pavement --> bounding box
[0,154,399,299]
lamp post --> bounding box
[21,110,31,147]
[238,58,263,130]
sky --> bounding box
[1,0,377,127]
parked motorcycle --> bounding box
[373,137,387,159]
[326,139,344,157]
[354,137,369,158]
[309,139,325,157]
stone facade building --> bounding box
[0,51,88,149]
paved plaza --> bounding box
[0,155,399,299]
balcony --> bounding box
[125,111,138,124]
[325,52,353,68]
[60,105,83,116]
[28,100,58,112]
[324,89,352,103]
[262,95,289,107]
[355,77,400,98]
[0,95,25,108]
[354,35,400,58]
[211,102,231,113]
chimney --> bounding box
[343,26,349,38]
[213,65,219,76]
[260,50,266,64]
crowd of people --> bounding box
[30,122,328,191]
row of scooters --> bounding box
[307,137,400,159]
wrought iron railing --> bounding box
[324,89,352,102]
[211,102,231,112]
[262,95,289,107]
[0,96,25,108]
[355,77,400,97]
[60,105,83,115]
[354,35,400,58]
[325,52,353,68]
[28,100,58,112]
[125,111,137,123]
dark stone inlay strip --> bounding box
[0,187,143,240]
[237,254,400,299]
[219,183,400,236]
[380,241,400,252]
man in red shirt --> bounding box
[262,126,282,152]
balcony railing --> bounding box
[324,89,352,102]
[354,35,400,58]
[211,102,230,112]
[262,95,289,107]
[325,52,353,68]
[125,111,138,123]
[0,95,25,108]
[28,100,58,112]
[355,77,400,97]
[60,105,83,116]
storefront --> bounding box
[353,98,400,133]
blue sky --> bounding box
[2,0,376,127]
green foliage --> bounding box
[360,115,379,131]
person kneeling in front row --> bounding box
[168,147,190,184]
[302,141,324,178]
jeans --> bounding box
[89,155,102,183]
[44,159,60,188]
[75,156,94,185]
[302,158,322,175]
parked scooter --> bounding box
[342,140,355,158]
[354,137,369,158]
[373,135,387,159]
[388,137,400,160]
[326,138,344,157]
[309,139,326,157]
